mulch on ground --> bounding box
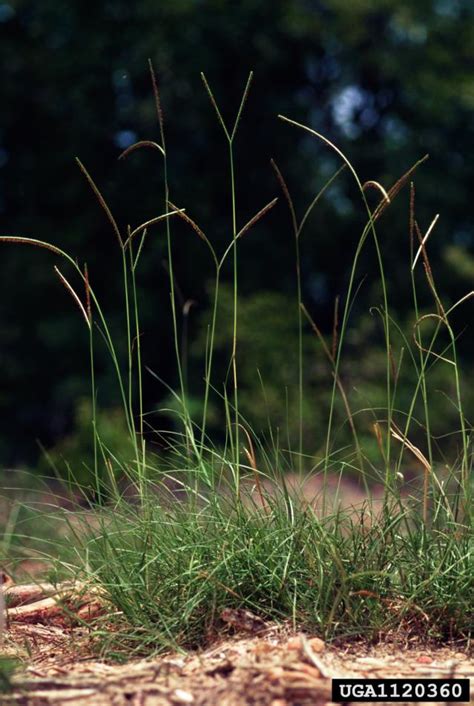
[2,613,473,706]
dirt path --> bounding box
[2,620,472,706]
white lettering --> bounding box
[365,685,377,698]
[338,684,352,699]
[415,683,425,698]
[390,683,401,698]
[440,684,450,699]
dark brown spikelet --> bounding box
[270,159,298,235]
[0,236,64,256]
[148,59,165,139]
[236,197,278,239]
[54,266,90,329]
[415,220,445,317]
[118,140,164,160]
[167,201,207,243]
[373,155,429,222]
[231,71,253,140]
[76,159,123,248]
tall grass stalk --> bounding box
[0,203,179,492]
[408,184,434,473]
[278,118,430,510]
[129,234,147,476]
[76,156,144,480]
[201,71,253,483]
[148,62,191,448]
[270,160,346,475]
[83,263,101,498]
[277,119,393,493]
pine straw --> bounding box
[2,618,473,706]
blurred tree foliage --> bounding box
[0,0,473,465]
[37,398,134,492]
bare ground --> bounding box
[2,616,473,706]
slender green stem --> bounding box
[229,144,240,484]
[271,161,346,476]
[295,235,303,473]
[151,61,194,454]
[443,321,470,504]
[129,243,146,481]
[163,160,189,431]
[408,193,434,504]
[201,269,220,449]
[278,116,392,488]
[121,246,141,472]
[201,71,253,496]
[88,309,99,500]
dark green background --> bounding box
[0,0,473,466]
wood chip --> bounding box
[172,689,194,703]
[220,608,268,633]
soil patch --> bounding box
[2,620,472,706]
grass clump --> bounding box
[83,484,472,655]
[0,656,17,694]
[0,65,472,654]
